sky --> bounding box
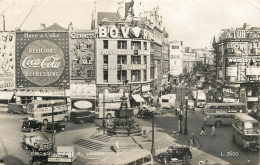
[1,0,260,48]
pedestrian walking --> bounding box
[115,140,119,154]
[211,125,216,136]
[200,125,206,136]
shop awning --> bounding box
[0,91,14,100]
[132,94,145,102]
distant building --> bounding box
[212,23,260,111]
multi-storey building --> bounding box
[213,24,260,112]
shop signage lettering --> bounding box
[226,43,247,51]
[220,29,246,39]
[170,55,180,59]
[138,50,150,56]
[22,56,61,69]
[249,31,260,39]
[70,33,95,39]
[24,32,60,39]
[101,49,133,55]
[98,26,151,40]
[227,57,259,63]
[121,65,146,70]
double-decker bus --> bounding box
[204,103,247,127]
[27,100,69,125]
[95,93,130,119]
[232,113,259,151]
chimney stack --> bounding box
[40,23,46,30]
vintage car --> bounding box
[137,108,153,118]
[45,122,65,133]
[154,108,167,115]
[21,120,42,132]
[21,133,52,152]
[156,146,192,164]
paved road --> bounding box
[133,79,259,165]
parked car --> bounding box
[21,133,52,152]
[156,146,192,164]
[137,109,153,118]
[154,108,167,115]
[45,122,65,133]
[70,110,95,124]
[8,103,27,114]
[21,120,42,132]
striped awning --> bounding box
[132,94,145,102]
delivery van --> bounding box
[8,103,27,114]
[196,90,206,108]
[161,94,176,109]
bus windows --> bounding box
[136,158,143,164]
[144,155,151,163]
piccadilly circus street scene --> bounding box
[0,0,259,165]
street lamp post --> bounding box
[103,90,106,128]
[184,95,188,135]
[151,111,155,156]
[52,102,55,152]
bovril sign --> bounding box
[98,26,153,40]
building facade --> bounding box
[213,24,260,112]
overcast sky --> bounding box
[1,0,260,48]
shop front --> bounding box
[70,81,96,111]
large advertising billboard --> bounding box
[0,32,15,89]
[69,31,95,79]
[16,32,69,88]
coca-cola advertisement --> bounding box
[0,32,15,89]
[16,32,69,88]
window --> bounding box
[131,41,141,50]
[103,70,108,82]
[117,70,127,82]
[143,56,147,64]
[150,67,154,79]
[172,45,179,49]
[117,40,127,49]
[117,55,127,64]
[131,70,141,82]
[131,56,141,64]
[144,42,148,50]
[103,40,108,49]
[143,70,147,81]
[103,55,108,64]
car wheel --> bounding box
[232,136,236,144]
[215,121,222,128]
[32,161,41,165]
[106,114,112,119]
[43,119,48,125]
[63,116,68,122]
